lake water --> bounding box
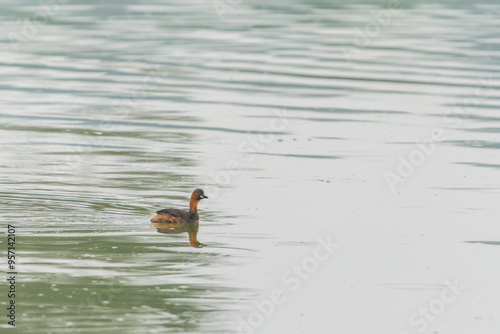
[1,0,500,333]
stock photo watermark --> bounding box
[385,75,497,192]
[237,235,339,334]
[341,0,402,62]
[212,0,244,20]
[6,225,17,327]
[399,278,467,334]
[208,108,290,198]
[385,129,447,193]
[6,0,69,52]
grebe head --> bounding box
[192,188,208,200]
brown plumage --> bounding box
[151,189,208,248]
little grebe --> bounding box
[151,189,208,248]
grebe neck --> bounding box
[189,197,199,214]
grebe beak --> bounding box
[202,195,208,199]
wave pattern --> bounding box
[1,0,500,332]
